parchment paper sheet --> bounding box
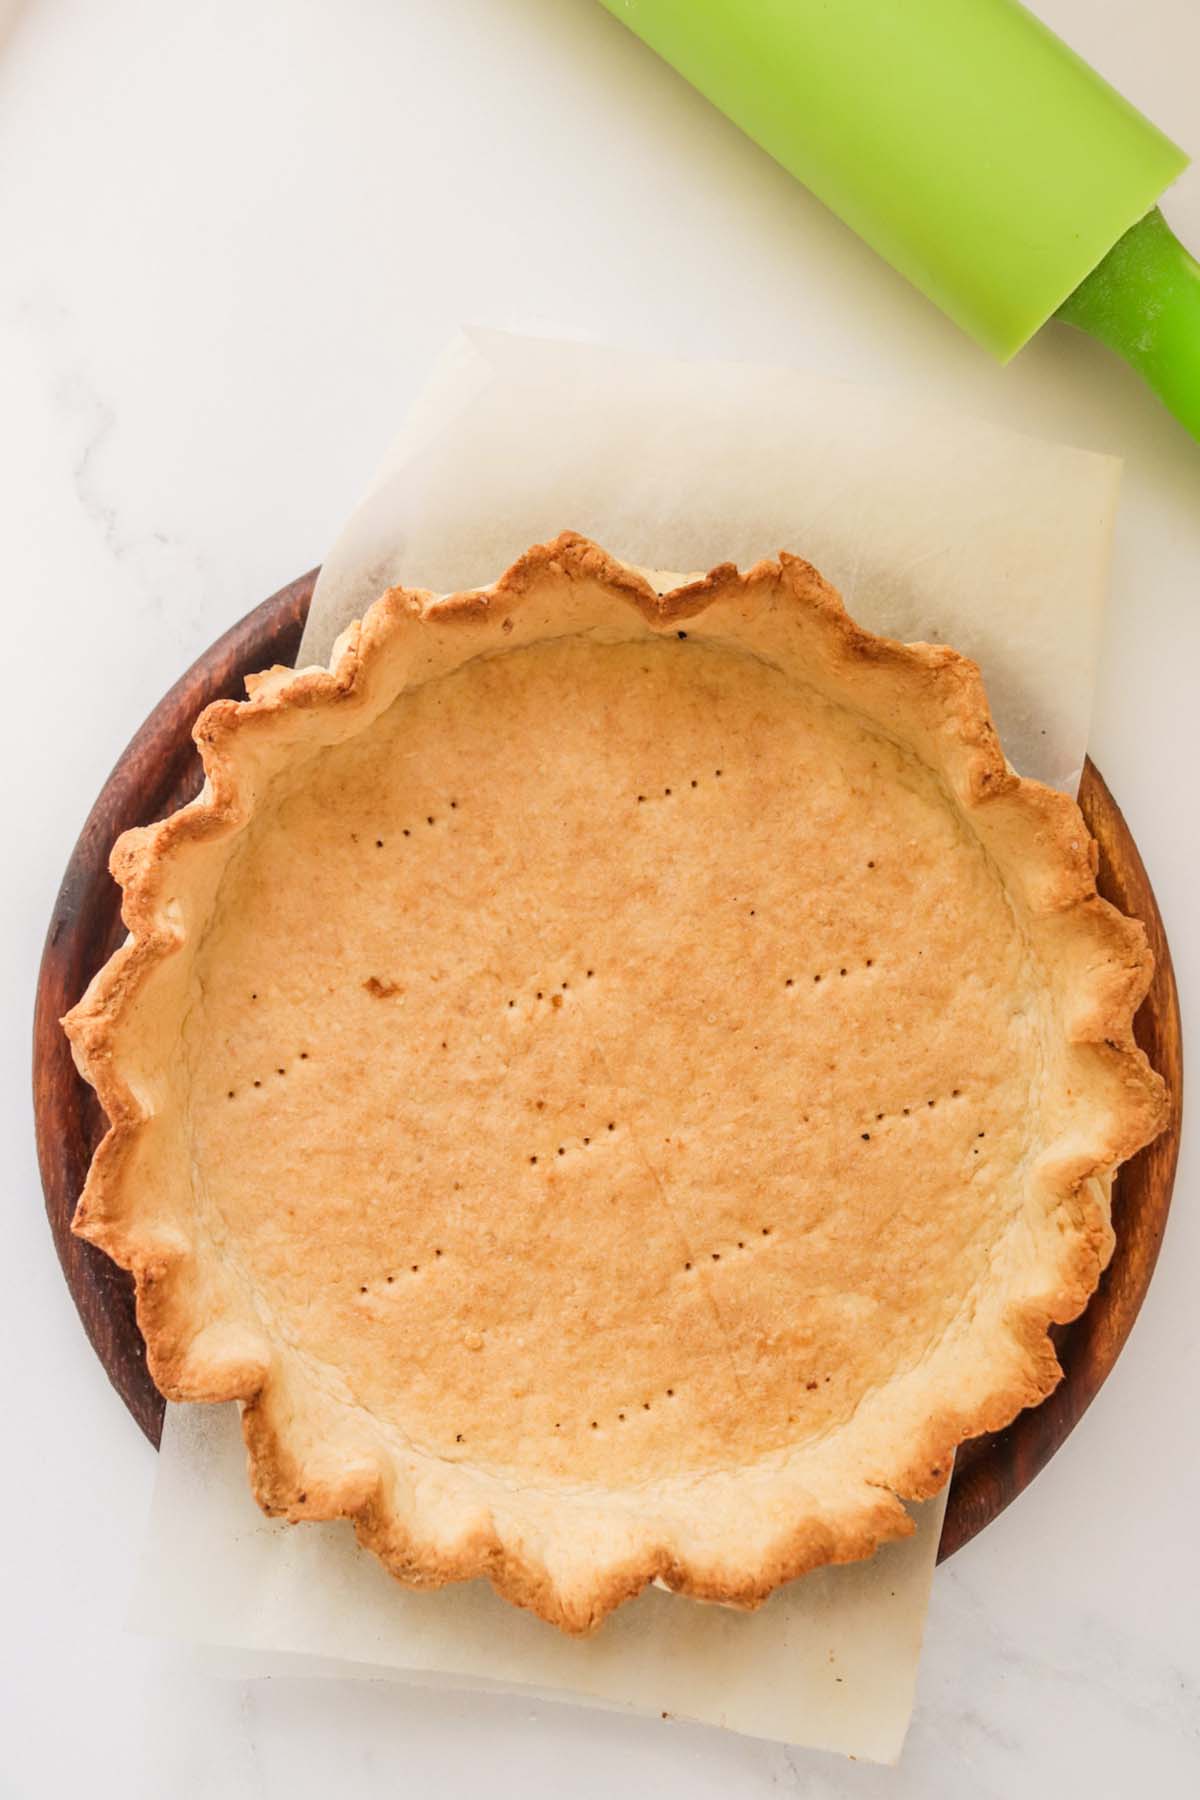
[132,333,1120,1765]
[301,329,1120,791]
[135,1406,947,1764]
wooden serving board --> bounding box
[32,571,1183,1560]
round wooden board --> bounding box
[33,571,1183,1560]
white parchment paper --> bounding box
[301,329,1120,791]
[135,1406,947,1764]
[132,333,1121,1765]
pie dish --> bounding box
[64,532,1167,1634]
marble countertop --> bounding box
[2,1,1197,1794]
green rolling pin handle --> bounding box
[1056,209,1200,443]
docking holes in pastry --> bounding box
[856,1090,985,1144]
[507,966,596,1014]
[358,1245,446,1298]
[635,769,724,807]
[370,798,461,852]
[784,956,877,991]
[225,1049,311,1101]
[564,1386,679,1438]
[684,1228,771,1273]
[526,1117,616,1167]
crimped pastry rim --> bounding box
[63,533,1168,1632]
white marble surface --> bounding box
[1,1,1197,1793]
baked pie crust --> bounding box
[65,534,1167,1633]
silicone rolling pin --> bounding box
[599,0,1199,441]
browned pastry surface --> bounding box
[64,534,1166,1632]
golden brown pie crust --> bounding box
[64,533,1167,1633]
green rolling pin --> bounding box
[598,0,1199,441]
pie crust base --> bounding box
[64,534,1167,1632]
